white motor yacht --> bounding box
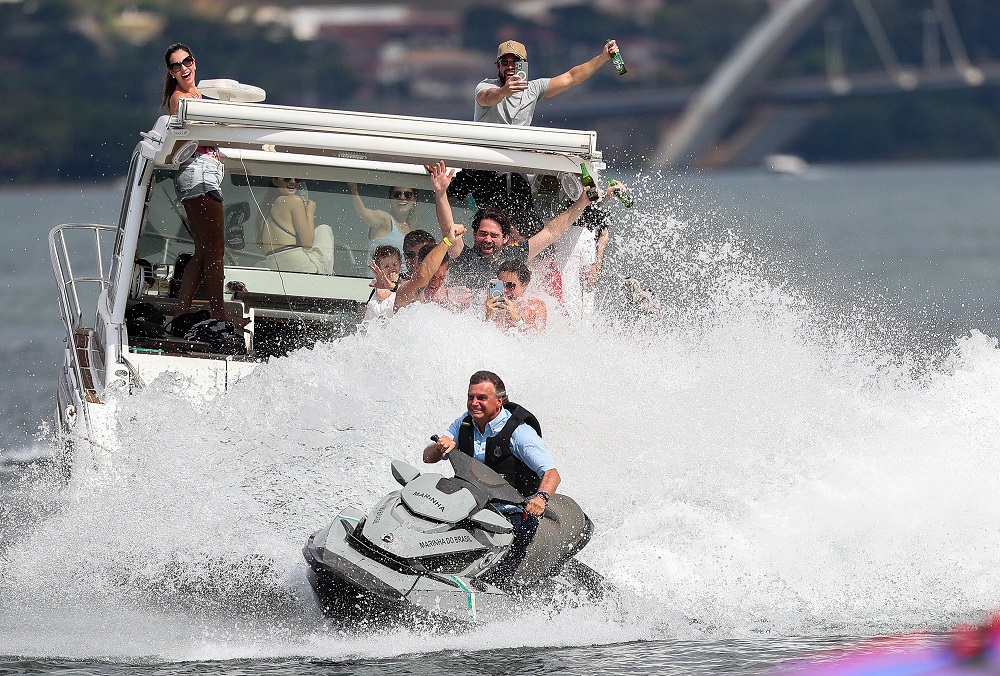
[49,95,605,458]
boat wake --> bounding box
[3,182,1000,659]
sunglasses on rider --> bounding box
[168,55,195,73]
[497,58,522,67]
[391,190,414,199]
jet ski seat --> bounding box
[511,493,593,583]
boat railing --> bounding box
[48,223,117,403]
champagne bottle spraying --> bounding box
[580,163,599,202]
[607,178,634,208]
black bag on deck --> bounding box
[125,302,166,338]
[165,309,211,338]
[183,319,246,355]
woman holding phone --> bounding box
[486,260,547,332]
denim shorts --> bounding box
[174,151,224,202]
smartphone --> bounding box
[488,279,504,299]
[515,61,529,82]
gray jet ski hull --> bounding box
[303,509,511,627]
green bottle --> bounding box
[607,177,633,208]
[580,163,599,202]
[608,39,627,75]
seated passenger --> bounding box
[364,245,402,322]
[486,260,547,333]
[348,182,420,258]
[257,177,333,274]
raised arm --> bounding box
[394,225,467,311]
[526,191,592,260]
[584,227,610,291]
[476,77,528,107]
[544,40,618,99]
[528,180,624,259]
[348,182,391,236]
[429,161,465,258]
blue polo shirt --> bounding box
[444,407,555,477]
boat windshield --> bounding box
[137,169,479,290]
[135,166,569,306]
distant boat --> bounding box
[764,154,809,176]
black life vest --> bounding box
[457,402,544,497]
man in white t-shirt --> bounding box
[474,39,621,126]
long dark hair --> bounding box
[160,42,192,111]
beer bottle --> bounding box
[607,178,634,208]
[608,39,627,75]
[580,163,599,202]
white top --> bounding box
[552,226,596,320]
[474,78,551,126]
[364,292,396,322]
[369,216,405,259]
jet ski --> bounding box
[303,451,606,627]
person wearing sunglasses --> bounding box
[400,229,436,279]
[369,226,471,315]
[348,183,421,259]
[160,43,244,331]
[475,38,621,127]
[486,260,547,333]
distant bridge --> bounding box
[364,0,997,169]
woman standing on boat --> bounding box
[160,43,236,329]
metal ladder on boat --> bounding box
[48,223,117,421]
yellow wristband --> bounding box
[443,237,453,247]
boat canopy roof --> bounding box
[140,99,602,178]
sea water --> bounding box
[2,163,1000,674]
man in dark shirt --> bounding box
[427,161,597,289]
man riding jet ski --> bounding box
[303,371,603,626]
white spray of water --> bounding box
[3,185,1000,659]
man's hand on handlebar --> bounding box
[424,435,456,463]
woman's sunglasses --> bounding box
[168,55,195,73]
[391,190,415,199]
